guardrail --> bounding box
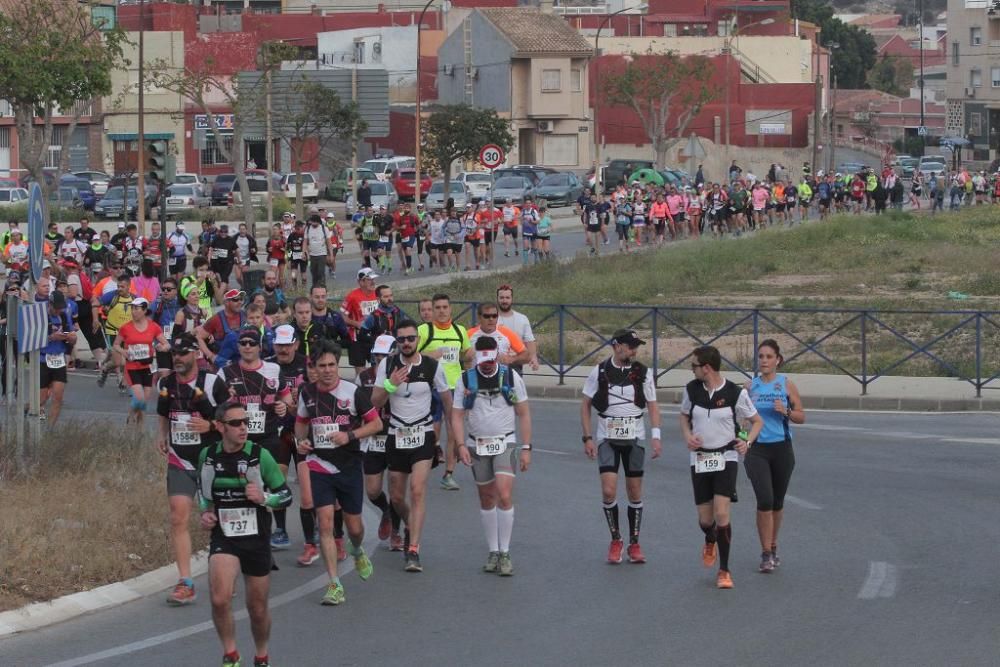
[400,302,1000,397]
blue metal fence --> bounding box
[401,301,1000,397]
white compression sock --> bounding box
[480,508,499,552]
[497,507,514,552]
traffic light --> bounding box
[147,140,167,182]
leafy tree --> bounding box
[421,104,513,194]
[600,50,715,169]
[791,0,878,89]
[0,0,128,219]
[265,79,367,219]
[866,55,915,96]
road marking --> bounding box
[45,507,378,667]
[940,437,1000,445]
[532,447,572,456]
[784,494,822,510]
[857,561,897,600]
[797,424,866,432]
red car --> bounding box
[391,168,433,201]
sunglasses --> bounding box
[481,313,499,319]
[690,362,704,369]
[222,418,249,427]
[396,335,418,343]
[162,286,176,292]
[238,339,259,347]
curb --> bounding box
[0,552,209,638]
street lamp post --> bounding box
[414,0,436,205]
[593,4,647,195]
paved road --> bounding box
[2,398,997,666]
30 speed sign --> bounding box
[479,144,505,169]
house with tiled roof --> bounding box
[437,7,594,170]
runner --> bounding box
[416,293,471,491]
[326,212,343,279]
[745,339,805,573]
[39,291,75,424]
[467,302,530,367]
[295,341,382,604]
[198,401,292,667]
[151,278,181,381]
[370,319,452,572]
[500,198,520,258]
[358,284,402,361]
[496,284,540,376]
[233,222,259,289]
[209,224,238,287]
[286,220,307,292]
[265,225,287,288]
[394,203,419,275]
[341,268,379,376]
[166,221,192,280]
[519,198,539,265]
[156,332,229,606]
[580,329,662,564]
[113,296,170,425]
[196,288,247,370]
[451,336,531,576]
[96,274,135,388]
[679,345,763,589]
[304,214,332,288]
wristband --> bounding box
[347,430,356,442]
[521,444,532,451]
[651,428,661,440]
[383,379,398,394]
[582,435,593,443]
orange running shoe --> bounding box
[702,542,717,568]
[607,539,624,564]
[717,570,734,589]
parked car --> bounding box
[49,186,84,210]
[172,173,204,186]
[279,172,319,203]
[491,176,535,205]
[919,162,947,180]
[919,154,948,168]
[455,171,493,203]
[94,185,156,220]
[587,159,656,192]
[326,168,376,202]
[658,169,689,188]
[163,183,211,217]
[533,172,583,207]
[230,170,282,207]
[895,156,918,179]
[0,187,29,207]
[837,162,867,176]
[365,180,399,212]
[424,180,470,212]
[74,170,111,196]
[363,156,415,182]
[493,165,556,186]
[391,168,433,201]
[59,175,96,210]
[210,174,238,206]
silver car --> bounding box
[491,176,534,205]
[349,180,399,213]
[164,183,211,217]
[424,180,470,212]
[456,171,493,203]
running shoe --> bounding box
[222,653,241,667]
[296,543,319,567]
[377,511,392,541]
[166,580,196,606]
[389,532,404,552]
[702,542,717,568]
[354,547,373,581]
[607,539,624,564]
[770,545,781,567]
[483,551,500,574]
[498,552,513,577]
[759,551,775,573]
[269,529,290,551]
[97,368,109,387]
[717,570,734,589]
[404,548,423,573]
[626,542,646,564]
[335,536,347,562]
[439,473,460,491]
[253,658,270,667]
[321,581,346,605]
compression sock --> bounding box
[369,491,389,514]
[480,508,499,552]
[390,503,401,531]
[627,502,643,544]
[405,255,412,269]
[717,524,732,571]
[603,501,621,541]
[700,521,717,544]
[300,508,316,545]
[334,508,344,539]
[497,507,514,552]
[274,508,286,531]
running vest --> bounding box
[590,359,648,414]
[683,378,742,438]
[461,365,516,409]
[382,353,440,426]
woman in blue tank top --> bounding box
[745,339,805,573]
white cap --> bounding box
[41,259,52,270]
[371,334,396,356]
[357,267,379,280]
[326,212,335,219]
[475,349,498,365]
[131,297,149,308]
[273,324,296,345]
[118,222,126,229]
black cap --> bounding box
[171,332,199,353]
[611,328,645,347]
[49,291,67,310]
[237,326,261,345]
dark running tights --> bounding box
[744,440,795,512]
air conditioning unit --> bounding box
[470,67,479,79]
[966,86,977,97]
[443,64,454,76]
[537,120,554,133]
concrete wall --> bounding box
[437,12,514,111]
[317,26,419,104]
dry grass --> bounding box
[0,421,207,612]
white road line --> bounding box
[784,494,823,511]
[857,561,898,600]
[940,437,1000,445]
[532,447,572,456]
[797,424,867,432]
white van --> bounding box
[363,156,416,182]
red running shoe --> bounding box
[607,539,624,564]
[627,542,646,564]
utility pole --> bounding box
[811,47,822,172]
[351,62,358,209]
[136,0,146,236]
[264,63,272,240]
[918,0,926,156]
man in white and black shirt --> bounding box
[580,328,661,565]
[679,345,763,590]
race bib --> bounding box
[168,256,177,267]
[361,300,378,316]
[367,435,387,453]
[247,403,265,434]
[127,343,151,362]
[163,323,174,340]
[291,251,304,261]
[395,425,425,450]
[45,354,66,369]
[475,435,507,456]
[313,421,340,449]
[378,235,389,243]
[219,507,258,538]
[362,225,375,236]
[605,416,637,440]
[171,415,201,446]
[441,346,459,364]
[213,248,229,259]
[269,258,279,267]
[694,451,726,474]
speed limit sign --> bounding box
[479,144,505,169]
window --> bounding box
[691,23,709,37]
[971,27,982,46]
[200,134,233,167]
[718,20,733,37]
[952,41,960,65]
[662,24,677,37]
[970,112,982,136]
[541,69,561,92]
[971,68,983,88]
[45,126,64,169]
[992,67,1000,87]
[571,68,582,92]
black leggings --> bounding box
[744,440,795,512]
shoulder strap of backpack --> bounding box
[418,323,434,352]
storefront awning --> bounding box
[107,133,175,141]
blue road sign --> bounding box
[28,182,45,283]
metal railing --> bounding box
[401,302,1000,397]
